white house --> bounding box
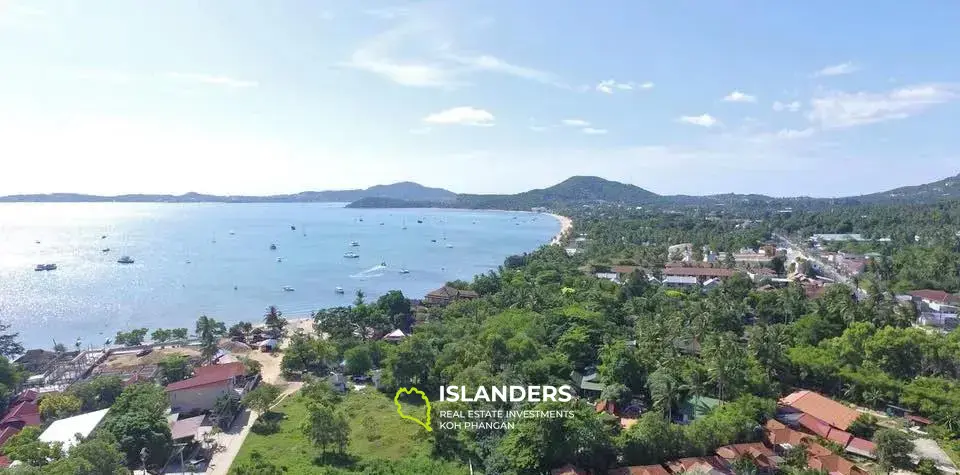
[38,408,110,452]
[165,362,246,413]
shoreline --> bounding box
[547,213,573,246]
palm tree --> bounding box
[196,315,226,359]
[648,366,681,421]
[264,305,287,333]
[862,388,884,409]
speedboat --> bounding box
[44,264,57,270]
[277,257,283,262]
[229,230,235,235]
[35,240,40,244]
[117,256,134,264]
[335,287,344,294]
[270,243,277,250]
[379,222,385,226]
[282,286,295,292]
[101,235,107,239]
[290,225,296,231]
[380,261,387,267]
[430,239,437,243]
[34,264,45,271]
[417,219,423,224]
[399,269,410,274]
[350,241,359,247]
[343,252,360,259]
[446,244,454,248]
[102,248,110,252]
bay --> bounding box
[0,203,558,349]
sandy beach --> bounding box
[548,213,574,246]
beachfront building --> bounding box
[165,362,247,413]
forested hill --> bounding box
[0,181,457,203]
[347,172,960,210]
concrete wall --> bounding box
[169,382,231,413]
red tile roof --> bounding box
[846,437,876,458]
[807,454,867,475]
[0,399,41,447]
[608,465,671,475]
[665,456,732,475]
[906,414,933,425]
[825,428,853,447]
[715,443,778,469]
[165,362,245,392]
[780,391,859,430]
[662,267,735,278]
[908,290,957,304]
[797,413,833,438]
[551,464,587,475]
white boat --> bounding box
[350,241,359,247]
[102,248,110,252]
[117,256,135,264]
[446,244,454,248]
[282,286,295,292]
[270,243,277,250]
[277,257,283,262]
[399,269,410,274]
[335,287,344,294]
[343,252,360,258]
[229,230,235,235]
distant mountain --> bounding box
[849,173,960,204]
[0,181,457,203]
[348,172,960,210]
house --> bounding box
[664,456,732,475]
[0,390,42,458]
[806,454,868,475]
[662,267,736,282]
[13,349,62,374]
[779,391,859,431]
[169,414,208,443]
[702,277,721,291]
[764,420,868,474]
[662,275,698,289]
[165,362,247,413]
[551,464,587,475]
[677,395,721,423]
[570,369,603,398]
[258,339,279,352]
[595,272,621,283]
[424,286,479,306]
[608,465,671,475]
[715,443,780,472]
[908,290,959,325]
[382,329,407,342]
[38,408,110,452]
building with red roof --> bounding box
[608,465,671,475]
[166,362,246,413]
[715,443,779,472]
[0,390,42,467]
[664,456,732,475]
[780,391,859,431]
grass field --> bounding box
[230,387,466,474]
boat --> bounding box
[446,244,454,248]
[399,268,410,274]
[431,239,437,243]
[102,248,110,252]
[282,286,295,292]
[335,287,344,294]
[229,230,235,235]
[350,241,359,247]
[277,257,283,262]
[270,244,277,250]
[380,261,387,267]
[101,235,107,239]
[359,218,363,222]
[117,256,135,264]
[186,260,191,264]
[343,252,360,258]
[379,222,385,226]
[35,240,40,244]
[290,225,296,231]
[45,264,57,270]
[34,264,45,271]
[417,219,423,224]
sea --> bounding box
[0,203,559,350]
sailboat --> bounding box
[401,218,407,230]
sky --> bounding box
[1,0,959,197]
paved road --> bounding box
[774,233,850,284]
[912,438,959,474]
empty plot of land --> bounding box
[102,347,200,370]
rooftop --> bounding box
[38,408,110,452]
[780,390,859,430]
[165,361,245,392]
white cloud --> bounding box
[723,91,757,103]
[582,127,608,135]
[773,101,801,112]
[776,128,816,139]
[423,107,495,126]
[347,8,565,89]
[595,79,654,94]
[164,72,258,89]
[561,119,590,127]
[807,83,958,128]
[814,62,860,77]
[679,114,720,128]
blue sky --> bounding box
[1,0,959,197]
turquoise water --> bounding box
[0,203,558,349]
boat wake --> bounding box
[350,264,387,279]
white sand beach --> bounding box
[548,213,573,245]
